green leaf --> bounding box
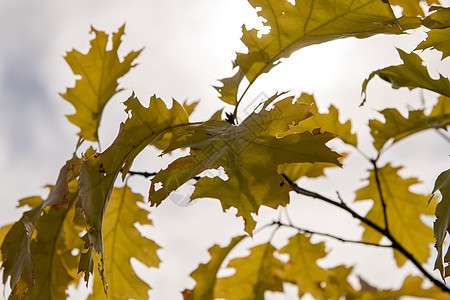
[214,242,284,299]
[76,94,190,288]
[87,186,160,300]
[354,163,435,267]
[216,0,419,104]
[362,49,450,104]
[187,236,245,300]
[369,95,450,151]
[1,158,79,298]
[417,7,450,60]
[149,95,341,233]
[431,168,450,279]
[60,25,142,141]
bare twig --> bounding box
[371,159,390,233]
[281,173,450,293]
[272,221,392,248]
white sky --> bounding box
[0,1,449,299]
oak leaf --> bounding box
[362,49,450,104]
[390,0,439,16]
[214,242,284,299]
[60,25,142,141]
[87,186,160,300]
[369,95,450,151]
[149,95,341,233]
[217,0,419,104]
[76,94,190,288]
[187,236,245,300]
[417,7,450,60]
[355,163,435,266]
[1,157,79,298]
[431,168,450,279]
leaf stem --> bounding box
[281,173,450,293]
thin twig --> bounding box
[272,221,392,248]
[127,170,201,180]
[281,173,450,293]
[371,159,390,233]
[434,128,450,144]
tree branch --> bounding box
[272,221,392,248]
[281,173,450,293]
[371,159,390,233]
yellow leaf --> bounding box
[188,236,245,300]
[87,186,160,300]
[1,157,80,297]
[417,7,450,60]
[354,163,435,266]
[278,234,331,299]
[214,242,284,299]
[76,93,190,287]
[369,95,450,151]
[390,0,439,16]
[362,49,450,104]
[60,25,142,141]
[431,168,450,279]
[216,0,419,104]
[350,275,450,299]
[149,94,341,233]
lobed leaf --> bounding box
[390,0,440,17]
[431,168,450,279]
[349,275,450,299]
[354,163,435,266]
[214,242,284,299]
[76,93,190,289]
[187,236,245,300]
[149,95,341,234]
[87,186,160,300]
[278,233,354,299]
[369,95,450,151]
[362,48,450,104]
[417,7,450,60]
[216,0,419,104]
[60,25,142,141]
[1,157,80,298]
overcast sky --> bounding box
[1,1,449,299]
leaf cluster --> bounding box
[1,0,450,299]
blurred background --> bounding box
[1,0,449,299]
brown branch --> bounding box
[272,221,392,248]
[371,159,390,233]
[281,173,450,294]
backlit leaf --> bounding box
[214,242,284,299]
[60,25,142,141]
[431,168,450,279]
[149,95,341,233]
[354,163,435,266]
[1,157,79,297]
[24,193,80,300]
[369,95,450,151]
[279,233,335,299]
[87,186,160,300]
[349,275,450,299]
[216,0,419,103]
[417,7,450,59]
[362,49,450,104]
[390,0,439,17]
[187,236,245,300]
[76,94,190,288]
